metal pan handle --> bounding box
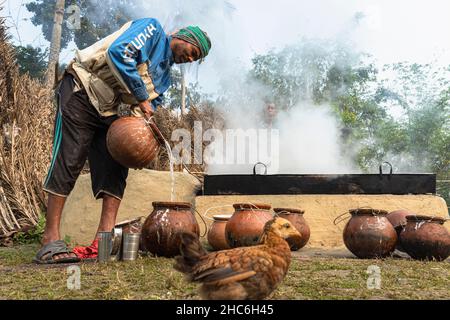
[253,162,268,176]
[379,161,393,179]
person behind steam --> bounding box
[261,100,279,129]
[34,19,212,264]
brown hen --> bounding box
[174,217,302,300]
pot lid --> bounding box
[274,208,305,215]
[152,202,192,210]
[388,209,415,215]
[213,214,233,221]
[406,215,447,224]
[349,208,388,216]
[233,203,272,211]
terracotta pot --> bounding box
[387,210,414,252]
[207,215,232,251]
[141,202,199,258]
[400,215,450,261]
[107,117,165,169]
[226,203,273,248]
[342,208,397,259]
[274,208,310,251]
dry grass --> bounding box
[0,244,448,300]
[151,104,225,180]
[0,11,54,240]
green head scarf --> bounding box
[173,26,212,60]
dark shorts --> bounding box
[43,73,129,200]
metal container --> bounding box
[400,215,450,261]
[225,203,273,248]
[98,231,113,263]
[338,208,397,259]
[204,173,437,195]
[274,208,310,251]
[122,233,141,261]
[110,227,123,261]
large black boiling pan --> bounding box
[203,163,436,196]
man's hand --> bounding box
[138,100,154,120]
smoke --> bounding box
[276,104,357,174]
[203,62,359,175]
[205,99,358,175]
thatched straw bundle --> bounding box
[152,104,225,178]
[0,11,54,239]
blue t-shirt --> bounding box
[107,18,174,109]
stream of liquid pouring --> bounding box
[164,140,176,202]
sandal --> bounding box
[33,240,81,265]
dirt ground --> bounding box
[0,244,448,300]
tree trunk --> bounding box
[180,65,186,116]
[45,0,65,87]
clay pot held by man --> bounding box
[387,209,415,252]
[342,208,397,259]
[400,215,450,261]
[225,203,273,248]
[274,208,310,251]
[107,117,165,169]
[141,202,199,258]
[207,215,232,251]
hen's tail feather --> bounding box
[174,232,207,275]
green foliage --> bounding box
[370,63,450,176]
[249,39,378,108]
[13,215,46,245]
[26,0,139,50]
[63,235,72,246]
[14,45,48,79]
[437,181,450,209]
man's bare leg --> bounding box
[41,194,120,261]
[41,194,77,261]
[95,195,121,237]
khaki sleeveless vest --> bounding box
[70,22,159,117]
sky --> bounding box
[230,0,450,66]
[3,0,450,94]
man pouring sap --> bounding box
[34,18,211,264]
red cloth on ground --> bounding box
[73,239,98,259]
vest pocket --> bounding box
[89,74,117,111]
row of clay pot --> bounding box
[138,202,311,258]
[137,201,449,261]
[208,203,311,252]
[341,209,450,261]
